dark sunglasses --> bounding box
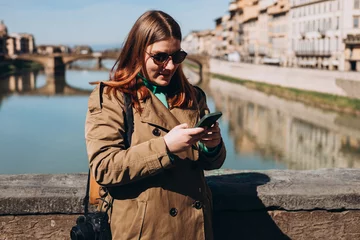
[146,49,187,65]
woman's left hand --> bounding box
[199,122,222,148]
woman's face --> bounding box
[144,37,181,87]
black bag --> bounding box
[70,174,112,240]
[70,92,134,240]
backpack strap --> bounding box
[123,92,134,148]
[83,91,134,214]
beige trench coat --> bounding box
[85,83,226,240]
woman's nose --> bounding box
[163,57,176,70]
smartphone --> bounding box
[195,111,222,128]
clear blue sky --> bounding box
[0,0,228,48]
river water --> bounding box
[0,61,359,174]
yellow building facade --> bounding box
[183,0,360,72]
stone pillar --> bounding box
[30,72,35,90]
[200,57,210,86]
[17,76,23,92]
[357,61,360,72]
[95,57,103,70]
[44,56,65,75]
[44,73,66,95]
[9,76,16,92]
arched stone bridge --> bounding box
[6,52,119,75]
[5,52,210,84]
[186,54,210,84]
[1,72,92,96]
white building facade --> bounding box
[182,30,216,56]
[290,0,360,71]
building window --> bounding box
[331,37,335,51]
[336,17,340,30]
[355,0,360,9]
[313,20,316,32]
[354,16,359,28]
[297,23,299,34]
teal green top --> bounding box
[139,73,220,156]
[142,75,169,109]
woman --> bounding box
[85,10,226,240]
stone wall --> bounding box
[209,58,360,99]
[1,169,359,239]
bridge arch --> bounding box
[62,52,119,65]
[186,54,210,85]
[5,53,210,80]
[6,54,66,75]
[6,54,50,67]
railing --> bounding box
[1,169,360,239]
[344,34,360,45]
[295,50,332,57]
[318,29,327,38]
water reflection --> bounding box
[207,78,360,170]
[0,71,91,101]
[0,70,97,174]
[0,68,359,174]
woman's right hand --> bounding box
[164,123,205,154]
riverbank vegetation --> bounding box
[0,61,43,77]
[184,61,200,72]
[212,73,360,116]
[183,61,360,116]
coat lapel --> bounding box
[140,92,200,161]
[140,92,200,131]
[170,106,199,129]
[140,93,179,131]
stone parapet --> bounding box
[0,169,359,239]
[209,58,360,98]
[207,169,360,211]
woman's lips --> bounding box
[159,72,170,78]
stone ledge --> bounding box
[0,169,359,215]
[206,168,360,211]
[0,173,87,215]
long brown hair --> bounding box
[102,10,196,113]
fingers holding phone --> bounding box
[164,123,206,153]
[200,122,222,148]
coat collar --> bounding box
[140,92,199,132]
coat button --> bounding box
[152,128,161,136]
[193,201,203,210]
[169,208,178,217]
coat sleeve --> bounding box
[85,85,173,187]
[194,86,226,170]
